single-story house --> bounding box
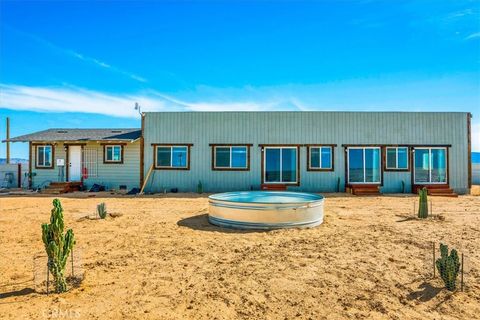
[6,128,141,190]
[4,112,473,194]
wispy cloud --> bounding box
[0,84,290,117]
[465,32,480,40]
[68,51,147,82]
[0,84,164,117]
[7,26,147,83]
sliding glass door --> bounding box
[414,147,447,184]
[347,147,381,184]
[264,147,298,184]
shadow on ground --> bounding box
[0,288,35,300]
[407,282,442,302]
[177,213,269,234]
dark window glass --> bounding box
[310,148,320,168]
[386,148,397,168]
[215,147,230,167]
[414,149,429,183]
[282,148,297,182]
[156,147,171,167]
[265,148,281,182]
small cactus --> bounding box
[417,187,428,219]
[436,243,460,291]
[41,199,75,293]
[97,202,107,219]
[197,181,203,194]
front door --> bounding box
[68,146,82,181]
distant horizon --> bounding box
[1,1,479,157]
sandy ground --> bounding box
[0,192,479,320]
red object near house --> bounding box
[82,167,88,179]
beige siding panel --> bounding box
[31,141,140,190]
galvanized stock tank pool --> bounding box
[208,191,324,230]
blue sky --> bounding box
[0,0,479,158]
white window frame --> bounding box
[309,146,333,170]
[213,146,248,170]
[263,146,298,184]
[413,147,448,184]
[347,147,382,184]
[155,145,189,169]
[385,147,409,170]
[104,145,122,163]
[36,145,53,168]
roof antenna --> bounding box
[134,102,142,116]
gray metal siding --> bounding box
[31,141,140,190]
[143,112,470,194]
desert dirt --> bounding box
[0,193,479,320]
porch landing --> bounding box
[42,182,83,194]
[346,185,381,196]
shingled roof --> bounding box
[5,128,142,142]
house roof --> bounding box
[4,128,142,142]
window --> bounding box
[264,146,298,184]
[308,146,333,170]
[212,145,249,170]
[104,145,123,163]
[36,145,53,168]
[385,147,409,170]
[347,147,381,184]
[154,145,190,169]
[413,147,447,184]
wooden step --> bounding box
[414,185,457,197]
[261,184,287,191]
[42,181,82,194]
[428,188,454,194]
[49,182,82,187]
[353,190,381,196]
[428,193,458,197]
[349,185,381,196]
[42,188,67,194]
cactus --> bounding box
[436,243,460,291]
[197,180,203,194]
[97,202,107,219]
[417,187,429,219]
[41,199,75,293]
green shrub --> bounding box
[41,199,75,293]
[436,243,460,291]
[97,202,107,219]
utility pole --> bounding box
[6,117,10,164]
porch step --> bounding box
[261,184,287,191]
[42,182,82,194]
[414,185,458,197]
[427,189,458,197]
[348,185,381,196]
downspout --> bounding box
[140,112,145,188]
